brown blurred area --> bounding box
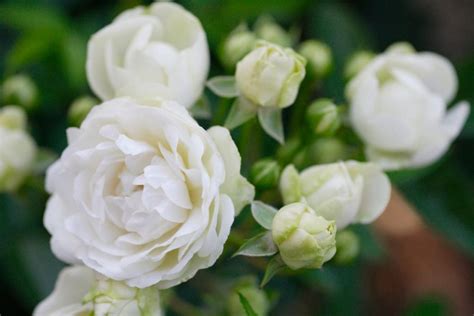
[368,189,474,315]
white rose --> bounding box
[347,44,470,170]
[280,161,391,229]
[44,97,254,288]
[87,2,209,108]
[33,266,162,316]
[236,41,306,108]
[0,106,37,191]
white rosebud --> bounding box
[347,43,470,170]
[0,106,36,192]
[280,161,391,229]
[236,41,306,108]
[272,202,336,270]
[33,266,162,316]
[44,97,254,289]
[87,2,209,108]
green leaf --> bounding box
[238,292,258,316]
[190,95,212,119]
[261,255,285,287]
[251,201,278,229]
[206,76,239,98]
[233,231,277,258]
[258,107,284,144]
[225,97,258,129]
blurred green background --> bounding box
[0,0,473,315]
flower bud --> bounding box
[386,41,416,55]
[228,277,269,316]
[254,16,292,47]
[344,50,375,79]
[334,230,360,265]
[272,202,336,270]
[1,74,38,109]
[279,161,391,229]
[306,99,341,136]
[250,158,281,190]
[0,105,27,130]
[309,138,349,164]
[68,96,98,126]
[298,40,333,78]
[220,25,258,69]
[236,41,306,108]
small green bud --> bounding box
[310,138,349,164]
[220,24,258,69]
[272,202,336,270]
[1,74,38,109]
[254,16,293,47]
[344,51,375,79]
[298,40,333,78]
[386,42,416,55]
[250,158,281,190]
[68,96,98,126]
[306,99,341,136]
[334,230,360,264]
[228,278,269,316]
[0,105,27,130]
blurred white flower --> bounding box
[44,97,253,289]
[0,106,36,192]
[33,266,162,316]
[87,2,209,108]
[272,202,336,270]
[236,41,306,108]
[280,161,391,229]
[347,43,470,170]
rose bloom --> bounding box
[347,43,470,170]
[44,97,254,288]
[280,161,391,229]
[87,2,209,108]
[33,266,162,316]
[236,41,306,108]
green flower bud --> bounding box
[68,96,98,127]
[0,105,27,130]
[272,202,336,270]
[310,138,349,164]
[298,40,333,78]
[254,16,292,47]
[386,41,416,55]
[334,230,360,265]
[220,25,258,69]
[1,74,38,109]
[228,277,269,316]
[306,99,341,136]
[250,158,281,190]
[344,50,375,79]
